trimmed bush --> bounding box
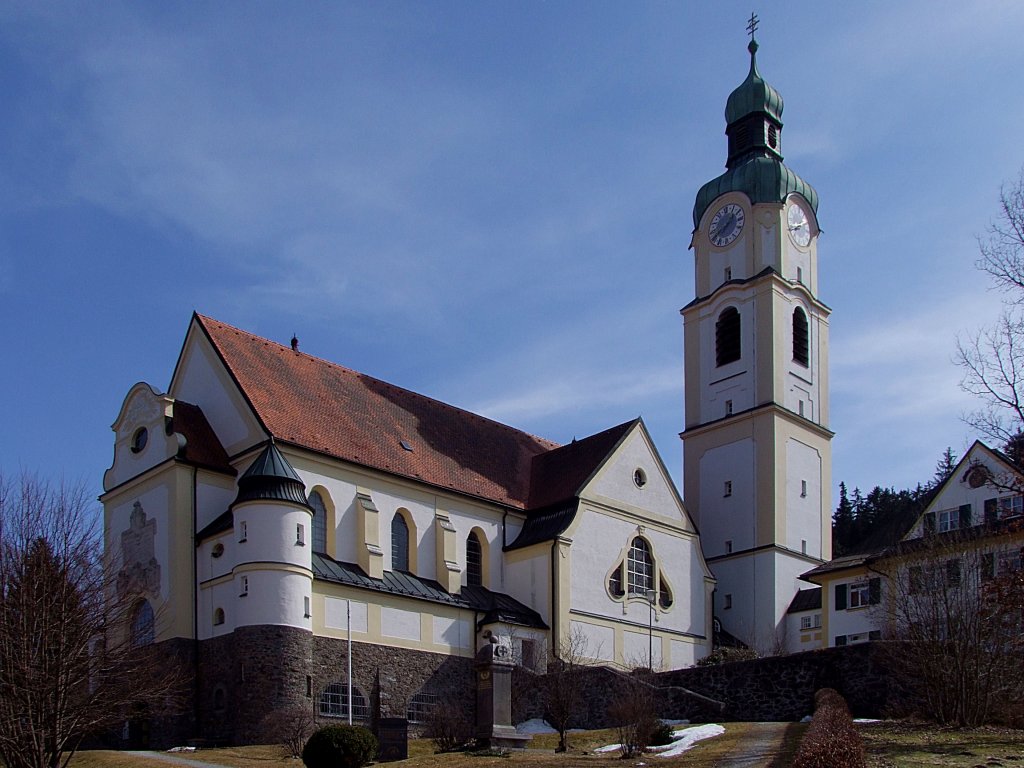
[792,688,866,768]
[302,724,378,768]
[649,721,676,747]
[695,646,759,666]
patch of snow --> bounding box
[655,724,725,758]
[800,715,813,722]
[167,746,196,753]
[853,718,881,723]
[595,724,725,758]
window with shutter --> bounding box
[835,583,848,610]
[868,577,881,604]
[923,512,936,535]
[959,503,972,527]
[984,498,998,524]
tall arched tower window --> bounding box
[308,491,327,554]
[793,307,809,366]
[391,513,409,572]
[716,307,741,366]
[466,531,482,587]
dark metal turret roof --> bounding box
[231,442,310,509]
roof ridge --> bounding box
[195,313,562,451]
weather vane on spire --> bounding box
[746,12,759,41]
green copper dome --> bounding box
[693,157,818,229]
[725,40,783,125]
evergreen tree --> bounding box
[932,447,958,488]
[832,482,855,556]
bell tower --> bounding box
[681,26,833,650]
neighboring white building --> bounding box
[802,441,1024,648]
[103,314,714,745]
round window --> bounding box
[131,427,148,454]
[633,468,647,488]
[212,543,225,558]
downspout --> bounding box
[550,540,559,660]
[191,465,200,738]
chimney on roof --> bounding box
[290,335,299,352]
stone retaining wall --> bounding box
[513,643,893,728]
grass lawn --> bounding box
[859,720,1024,768]
[69,722,795,768]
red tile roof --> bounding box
[194,314,563,508]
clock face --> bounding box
[787,203,811,247]
[709,203,745,247]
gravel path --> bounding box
[713,722,792,767]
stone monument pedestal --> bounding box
[475,636,532,750]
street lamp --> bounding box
[645,588,656,671]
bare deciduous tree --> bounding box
[957,169,1024,451]
[872,525,1024,726]
[541,627,592,753]
[259,704,318,758]
[0,473,183,768]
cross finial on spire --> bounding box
[746,12,759,41]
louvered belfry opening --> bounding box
[793,307,809,366]
[716,307,741,366]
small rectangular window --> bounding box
[800,615,812,630]
[797,266,804,284]
[835,634,847,647]
[798,400,805,417]
[801,539,807,554]
[724,266,732,281]
[801,480,807,498]
[239,521,247,543]
[724,594,732,610]
[725,399,733,416]
[724,480,732,498]
[296,524,305,546]
[240,575,249,597]
[725,539,733,554]
[304,595,311,618]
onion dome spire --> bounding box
[691,24,817,230]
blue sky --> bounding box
[1,1,1022,506]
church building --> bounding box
[102,32,828,745]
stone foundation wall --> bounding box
[310,636,475,726]
[187,627,476,745]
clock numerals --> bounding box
[709,204,745,247]
[787,203,811,247]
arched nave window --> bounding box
[308,490,328,554]
[716,307,741,366]
[392,513,410,572]
[466,531,483,587]
[793,307,809,367]
[130,599,154,647]
[319,681,369,720]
